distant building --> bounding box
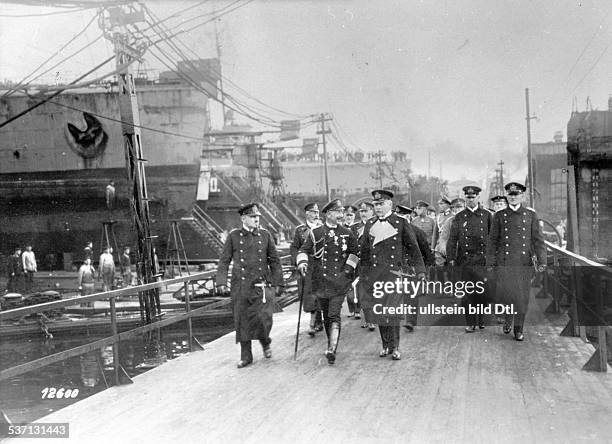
[532,131,567,224]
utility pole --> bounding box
[525,88,536,207]
[498,159,505,193]
[214,20,227,128]
[102,5,161,323]
[316,113,332,200]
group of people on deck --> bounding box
[216,182,546,368]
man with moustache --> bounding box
[486,182,546,341]
[297,199,359,364]
[216,203,284,368]
[290,202,323,336]
[359,190,426,360]
[447,185,492,332]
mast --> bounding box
[101,4,161,323]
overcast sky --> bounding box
[2,0,612,182]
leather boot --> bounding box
[326,322,341,364]
[308,312,316,337]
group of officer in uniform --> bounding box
[215,181,546,368]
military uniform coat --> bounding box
[485,205,546,313]
[290,222,318,312]
[359,213,426,325]
[297,224,359,300]
[411,216,435,247]
[447,207,492,267]
[216,227,284,343]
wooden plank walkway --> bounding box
[6,293,612,444]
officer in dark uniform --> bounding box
[491,195,508,213]
[297,199,359,364]
[216,203,284,368]
[290,202,323,336]
[486,182,546,341]
[359,190,426,360]
[396,204,435,332]
[354,200,376,330]
[343,204,361,318]
[447,185,492,332]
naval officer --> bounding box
[290,202,323,336]
[297,199,359,364]
[359,190,426,360]
[486,182,546,341]
[216,203,284,368]
[447,185,492,331]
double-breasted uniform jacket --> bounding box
[485,204,546,311]
[411,216,435,247]
[297,224,359,299]
[290,221,319,312]
[216,227,284,343]
[447,207,492,267]
[359,213,426,324]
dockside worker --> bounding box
[486,182,546,341]
[216,203,284,368]
[22,244,37,292]
[297,199,359,364]
[359,190,426,360]
[447,185,492,332]
[289,202,323,336]
[99,246,115,292]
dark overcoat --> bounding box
[447,206,492,277]
[485,205,546,312]
[290,223,318,312]
[297,224,358,300]
[216,227,284,343]
[359,213,426,325]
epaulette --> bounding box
[525,207,536,212]
[296,223,306,229]
[229,228,241,234]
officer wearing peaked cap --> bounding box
[447,185,492,332]
[486,182,546,341]
[290,202,323,336]
[216,203,284,368]
[359,189,426,360]
[297,199,359,364]
[491,195,508,213]
[411,200,435,247]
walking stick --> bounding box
[293,271,305,360]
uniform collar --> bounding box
[466,205,478,213]
[242,224,258,234]
[509,203,521,212]
[306,220,318,229]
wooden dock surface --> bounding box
[6,293,612,443]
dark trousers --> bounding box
[404,296,419,326]
[319,295,343,336]
[240,338,271,362]
[379,325,400,350]
[24,271,35,292]
[457,265,488,326]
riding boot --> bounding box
[326,322,341,364]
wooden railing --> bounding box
[539,240,612,372]
[0,255,295,386]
